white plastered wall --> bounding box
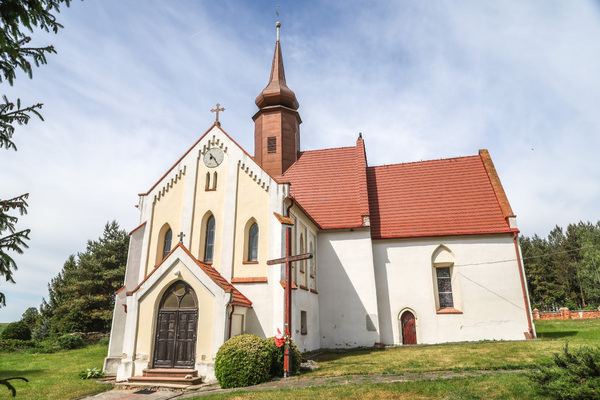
[373,234,532,345]
[317,229,380,348]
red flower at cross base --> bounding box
[275,328,291,348]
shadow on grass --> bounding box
[0,370,45,378]
[537,331,578,339]
[312,348,383,362]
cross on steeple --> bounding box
[178,232,185,244]
[211,103,225,126]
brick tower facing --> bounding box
[253,22,301,176]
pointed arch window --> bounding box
[247,223,259,262]
[162,228,173,259]
[204,215,215,262]
[432,245,462,314]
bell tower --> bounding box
[253,21,301,177]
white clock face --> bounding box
[203,147,224,168]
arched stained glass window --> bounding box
[247,223,259,262]
[162,229,172,259]
[204,215,215,262]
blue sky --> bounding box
[2,0,600,322]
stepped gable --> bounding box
[366,153,514,240]
[280,139,370,230]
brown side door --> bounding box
[401,311,417,345]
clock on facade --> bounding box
[203,147,224,167]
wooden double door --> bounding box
[153,281,198,368]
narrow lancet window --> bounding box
[204,215,215,262]
[436,267,454,308]
[162,229,172,259]
[247,223,259,262]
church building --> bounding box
[104,23,534,383]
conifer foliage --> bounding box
[0,0,74,307]
[522,221,600,311]
[40,221,129,334]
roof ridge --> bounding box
[367,154,480,170]
[478,149,515,219]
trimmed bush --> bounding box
[215,334,271,388]
[264,337,302,377]
[529,343,600,400]
[57,334,86,350]
[1,321,31,340]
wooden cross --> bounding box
[267,231,313,378]
[178,232,185,244]
[211,103,225,125]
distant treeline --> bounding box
[521,221,600,311]
[9,222,128,341]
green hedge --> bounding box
[57,334,86,350]
[215,334,271,389]
[264,337,302,377]
[1,321,31,340]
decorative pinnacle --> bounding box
[276,21,281,42]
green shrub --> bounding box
[31,318,51,342]
[1,321,31,340]
[215,334,271,388]
[98,337,110,346]
[529,343,600,400]
[57,334,86,350]
[79,367,104,380]
[264,337,302,377]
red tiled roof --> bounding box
[129,244,252,308]
[366,154,513,239]
[280,140,370,229]
[179,245,252,307]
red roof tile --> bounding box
[280,140,371,229]
[366,154,513,239]
[129,244,252,308]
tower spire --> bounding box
[255,21,299,110]
[253,20,302,176]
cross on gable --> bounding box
[178,232,185,244]
[210,103,225,125]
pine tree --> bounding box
[43,221,129,333]
[0,0,74,306]
[522,220,600,310]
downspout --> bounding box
[227,290,235,339]
[285,196,294,217]
[227,302,235,340]
[513,231,534,338]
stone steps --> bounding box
[127,368,203,386]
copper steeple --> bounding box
[253,21,302,176]
[255,23,299,110]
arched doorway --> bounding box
[153,281,198,368]
[400,311,417,345]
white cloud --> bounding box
[1,0,599,322]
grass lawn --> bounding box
[191,319,600,400]
[0,344,111,400]
[198,373,547,400]
[1,319,599,400]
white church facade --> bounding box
[104,26,534,382]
